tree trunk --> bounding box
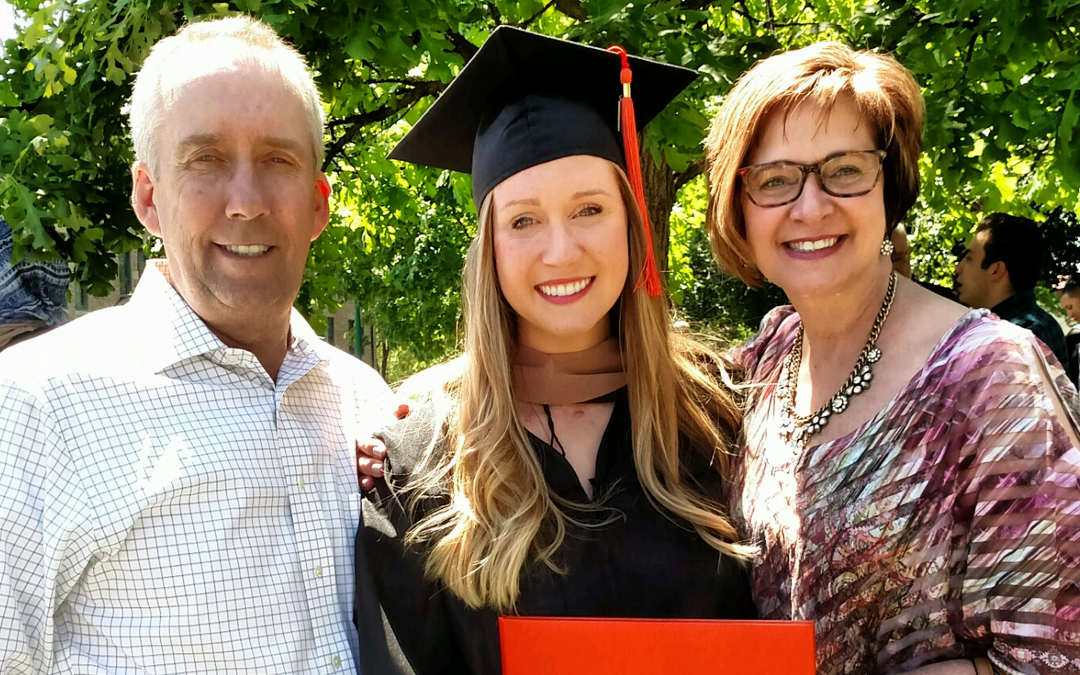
[639,126,693,284]
[639,129,708,282]
[379,339,390,380]
[642,140,677,275]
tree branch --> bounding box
[674,157,706,192]
[735,0,757,25]
[444,29,479,62]
[322,80,446,169]
[553,0,588,22]
[768,21,823,28]
[355,77,431,87]
[516,0,557,28]
[487,3,503,25]
[1016,138,1053,190]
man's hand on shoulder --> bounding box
[356,402,410,491]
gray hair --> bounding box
[128,15,325,171]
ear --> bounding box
[987,260,1009,282]
[132,161,162,238]
[310,172,331,242]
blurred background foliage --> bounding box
[2,0,1078,379]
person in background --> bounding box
[888,222,912,277]
[888,222,956,299]
[705,41,1080,675]
[954,212,1068,370]
[0,216,69,350]
[1058,275,1080,387]
[1057,276,1080,323]
[357,27,756,675]
[0,16,395,673]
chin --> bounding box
[776,274,845,299]
[219,287,294,314]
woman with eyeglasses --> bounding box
[706,43,1080,675]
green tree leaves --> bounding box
[2,0,1078,367]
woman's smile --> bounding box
[536,277,595,303]
[783,235,845,259]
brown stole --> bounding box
[512,338,627,405]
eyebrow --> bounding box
[571,188,612,200]
[501,188,613,209]
[175,134,306,156]
[175,134,220,157]
[262,136,305,153]
[500,197,541,209]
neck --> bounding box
[512,336,626,405]
[517,320,611,354]
[986,284,1018,309]
[790,265,893,363]
[158,261,293,382]
[207,312,292,382]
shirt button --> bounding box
[315,566,323,578]
[298,477,305,490]
[332,655,342,669]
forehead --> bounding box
[160,37,282,86]
[969,228,991,251]
[159,48,312,153]
[492,155,620,205]
[748,96,875,165]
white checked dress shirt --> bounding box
[0,262,394,674]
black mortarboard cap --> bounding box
[388,26,698,208]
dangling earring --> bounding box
[880,239,895,256]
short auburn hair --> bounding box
[704,42,924,287]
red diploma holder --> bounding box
[499,616,816,674]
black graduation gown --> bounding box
[354,388,757,675]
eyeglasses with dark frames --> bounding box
[738,150,887,208]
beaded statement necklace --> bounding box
[778,272,898,449]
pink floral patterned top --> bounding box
[732,306,1080,675]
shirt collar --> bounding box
[990,289,1038,321]
[128,260,330,375]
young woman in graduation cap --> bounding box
[354,26,757,675]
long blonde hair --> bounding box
[403,163,753,612]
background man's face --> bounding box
[889,227,912,278]
[1060,291,1080,322]
[954,229,994,308]
[134,56,328,331]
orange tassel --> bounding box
[607,46,662,297]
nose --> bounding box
[539,220,582,267]
[225,162,270,221]
[788,172,833,222]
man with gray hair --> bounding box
[0,16,395,673]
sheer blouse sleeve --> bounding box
[942,324,1080,674]
[730,305,798,382]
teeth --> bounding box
[788,237,838,252]
[538,278,591,297]
[225,245,269,256]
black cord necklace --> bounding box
[542,403,567,456]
